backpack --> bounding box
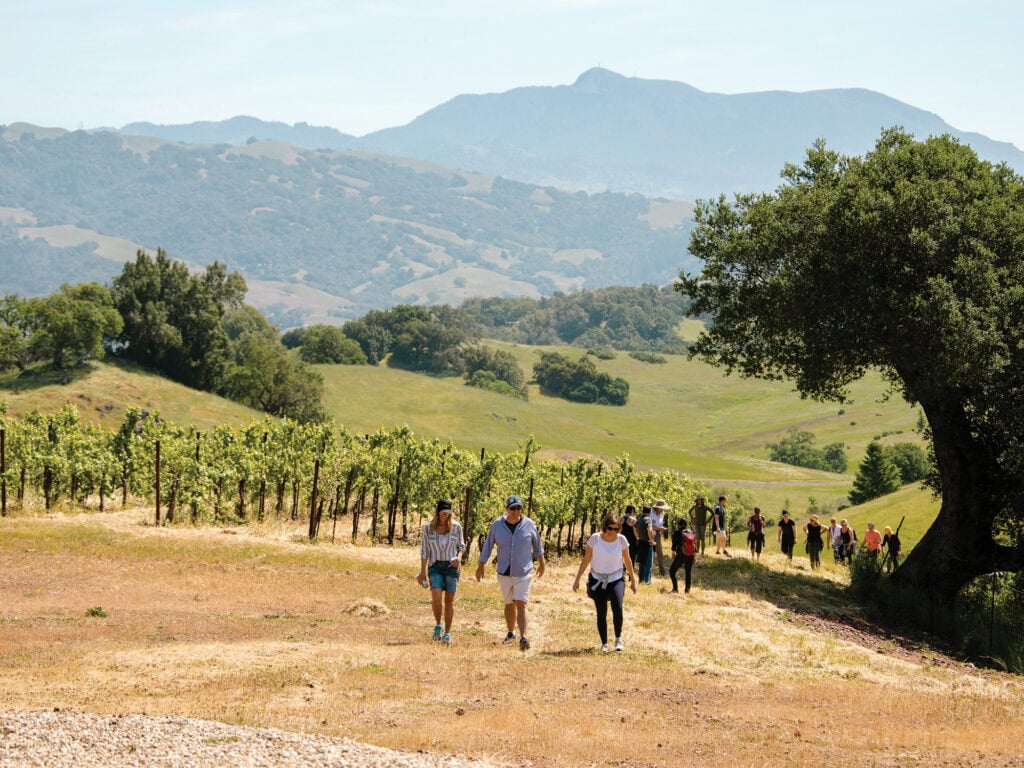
[681,530,696,557]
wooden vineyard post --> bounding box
[308,454,321,541]
[463,486,474,559]
[1,428,6,517]
[155,439,161,526]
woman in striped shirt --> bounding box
[417,499,466,645]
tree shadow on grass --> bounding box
[0,361,98,393]
[692,556,959,661]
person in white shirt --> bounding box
[417,499,466,645]
[572,513,638,652]
[650,499,670,576]
[828,517,843,563]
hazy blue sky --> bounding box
[2,0,1021,149]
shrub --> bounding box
[629,351,667,364]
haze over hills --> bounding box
[113,68,1024,199]
[0,123,693,326]
[4,68,1022,325]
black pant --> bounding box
[588,576,625,644]
[781,538,795,559]
[669,554,694,592]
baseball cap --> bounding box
[506,495,523,509]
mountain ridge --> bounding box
[106,68,1024,199]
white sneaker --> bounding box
[601,643,610,653]
[614,638,625,652]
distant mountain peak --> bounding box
[572,67,629,91]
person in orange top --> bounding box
[862,521,883,560]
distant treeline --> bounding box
[461,284,693,351]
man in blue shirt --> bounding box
[475,495,546,651]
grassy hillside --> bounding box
[0,360,261,429]
[0,350,939,549]
[321,342,922,481]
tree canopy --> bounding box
[677,129,1024,600]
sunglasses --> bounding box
[508,505,523,511]
[606,526,620,531]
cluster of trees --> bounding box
[338,305,528,398]
[282,325,367,365]
[0,404,703,555]
[0,249,326,422]
[849,441,930,504]
[532,352,629,406]
[461,285,692,352]
[765,429,847,473]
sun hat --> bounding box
[653,499,671,510]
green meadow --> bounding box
[0,344,938,545]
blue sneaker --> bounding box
[442,632,451,646]
[432,624,442,642]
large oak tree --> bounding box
[677,129,1024,601]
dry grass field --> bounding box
[2,509,1023,768]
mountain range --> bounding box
[123,68,1024,199]
[3,68,1022,325]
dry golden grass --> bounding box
[1,509,1022,768]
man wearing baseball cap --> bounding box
[476,494,546,651]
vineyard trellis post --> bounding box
[155,439,161,526]
[308,453,321,541]
[1,428,6,517]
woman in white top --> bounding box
[417,499,466,645]
[572,513,637,652]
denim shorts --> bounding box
[428,561,460,593]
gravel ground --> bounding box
[0,710,504,768]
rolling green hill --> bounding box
[0,361,261,429]
[0,346,938,542]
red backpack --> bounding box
[681,530,696,557]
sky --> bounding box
[1,0,1022,149]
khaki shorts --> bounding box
[496,574,533,604]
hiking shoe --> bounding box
[614,638,625,652]
[723,550,731,558]
[503,631,516,644]
[442,633,451,646]
[432,624,442,642]
[519,636,530,651]
[601,643,610,653]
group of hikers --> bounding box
[416,494,902,652]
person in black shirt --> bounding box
[777,509,797,560]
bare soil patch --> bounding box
[1,510,1022,767]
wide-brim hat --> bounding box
[653,499,671,510]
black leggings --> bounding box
[669,554,694,592]
[589,576,625,644]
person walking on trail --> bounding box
[778,509,797,561]
[712,496,731,557]
[837,519,857,563]
[747,507,766,560]
[882,525,902,572]
[688,496,712,554]
[417,499,466,645]
[475,495,546,651]
[621,504,639,567]
[829,517,843,563]
[651,499,671,576]
[804,514,825,570]
[635,507,655,584]
[669,519,697,593]
[863,522,882,561]
[573,513,637,652]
